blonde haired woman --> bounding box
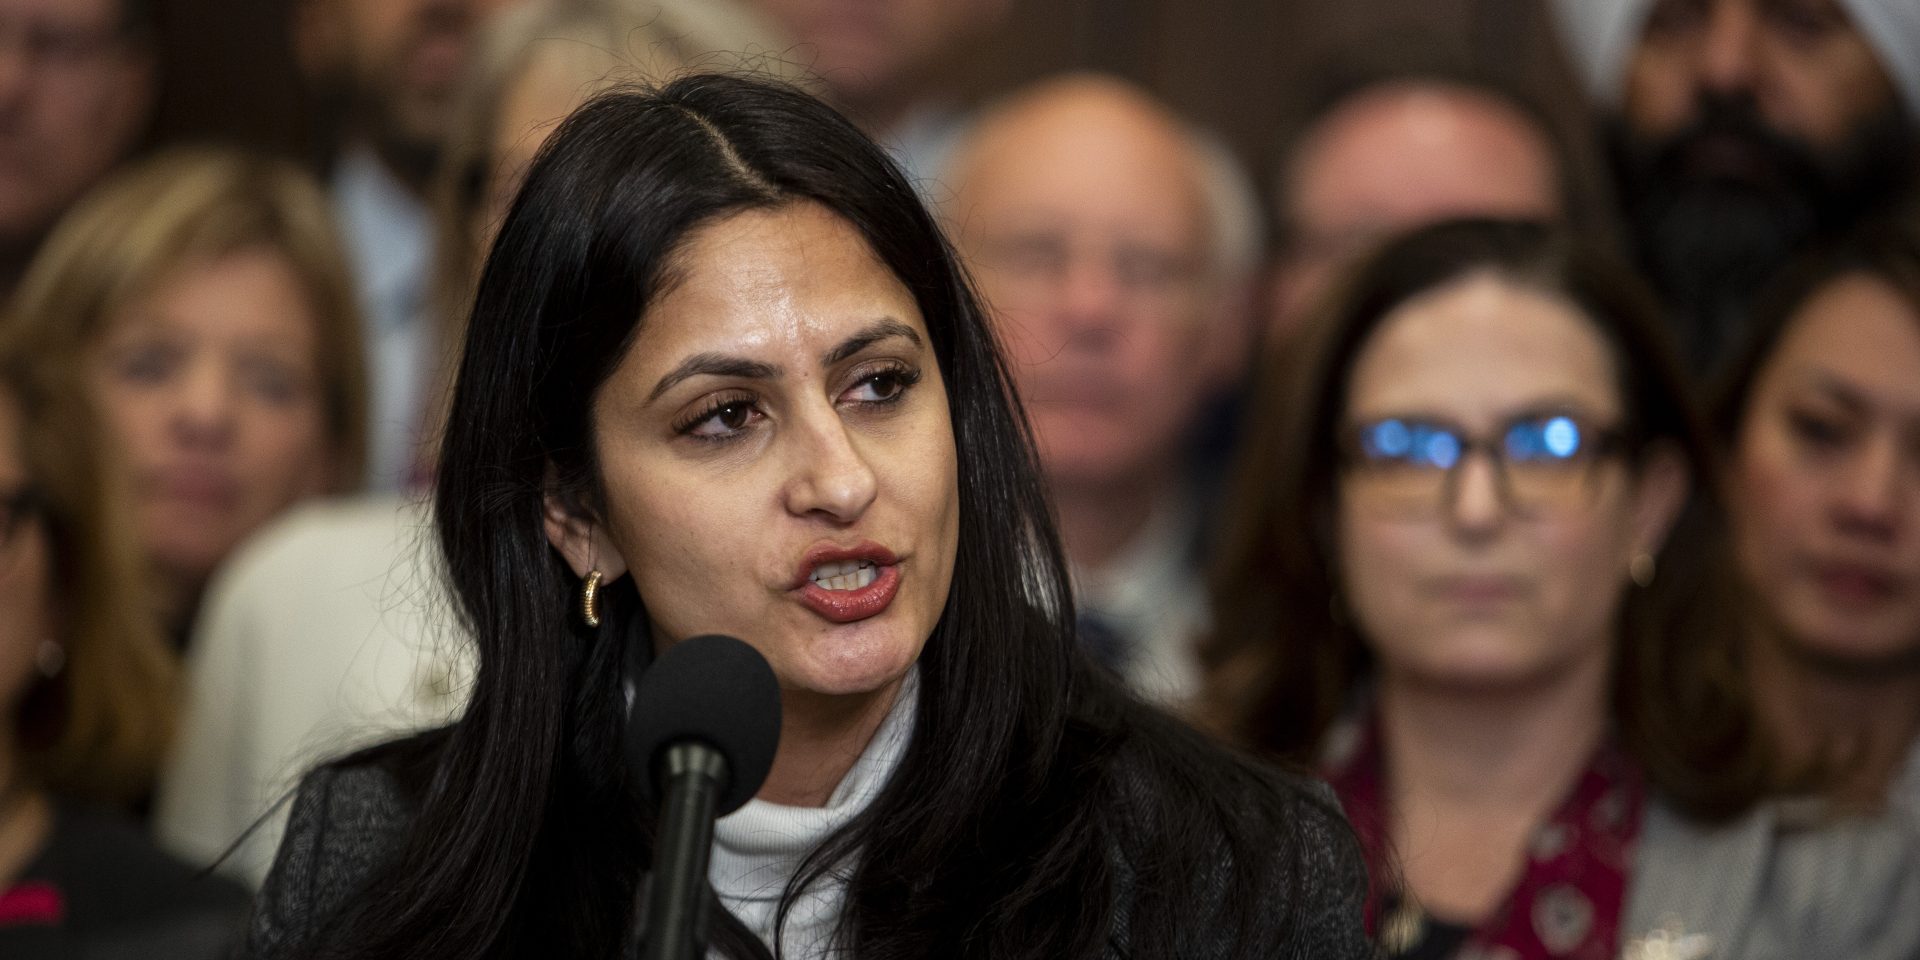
[0,341,248,955]
[10,147,368,642]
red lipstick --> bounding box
[792,541,902,624]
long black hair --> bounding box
[299,73,1360,960]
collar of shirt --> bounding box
[1072,496,1208,703]
[1073,495,1200,625]
[331,142,433,334]
[706,668,918,958]
[1894,735,1920,825]
[710,667,918,897]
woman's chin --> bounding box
[787,637,920,699]
[1783,609,1920,670]
[1387,643,1578,694]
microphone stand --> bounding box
[640,743,732,960]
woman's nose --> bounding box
[168,359,239,448]
[1830,434,1909,540]
[1056,255,1126,331]
[781,409,879,524]
[1444,451,1509,537]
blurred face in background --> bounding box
[0,0,153,249]
[1730,275,1920,668]
[747,0,1007,124]
[1336,273,1683,691]
[299,0,522,179]
[1626,0,1897,154]
[950,79,1225,497]
[475,44,615,255]
[88,248,331,591]
[1274,84,1561,335]
[1614,0,1913,354]
[0,389,52,719]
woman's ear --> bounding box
[1630,442,1691,562]
[543,491,629,583]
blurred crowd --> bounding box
[0,0,1916,956]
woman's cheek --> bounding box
[1731,429,1813,595]
[1335,514,1422,648]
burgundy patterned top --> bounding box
[1326,717,1647,960]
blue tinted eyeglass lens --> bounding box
[1420,429,1461,469]
[1362,419,1413,459]
[1506,416,1582,463]
[1361,420,1461,469]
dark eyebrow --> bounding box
[1803,373,1872,414]
[647,355,781,403]
[644,320,921,404]
[1501,400,1613,425]
[823,318,923,366]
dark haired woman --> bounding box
[238,74,1370,960]
[1718,219,1920,821]
[1205,218,1920,960]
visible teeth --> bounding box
[810,560,878,591]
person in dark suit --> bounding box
[238,74,1373,960]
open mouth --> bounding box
[810,559,879,592]
[793,543,901,623]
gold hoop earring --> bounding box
[1629,552,1657,588]
[580,570,604,629]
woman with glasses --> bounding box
[1204,218,1920,960]
[1718,219,1920,820]
[0,342,248,955]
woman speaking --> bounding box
[238,74,1369,960]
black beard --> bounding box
[1609,94,1917,377]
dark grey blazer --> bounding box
[1620,798,1920,960]
[241,766,408,960]
[240,762,1374,960]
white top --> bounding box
[1074,496,1208,706]
[331,144,434,491]
[708,669,918,958]
[153,495,471,886]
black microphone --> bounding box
[628,634,782,960]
